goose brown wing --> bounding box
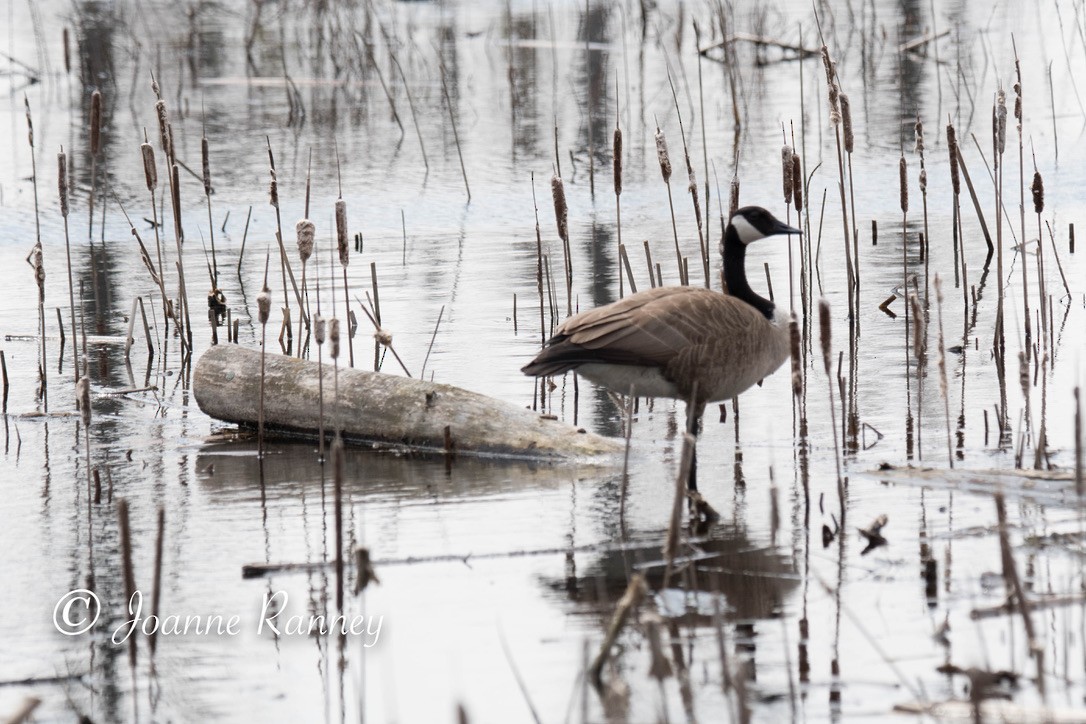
[522,287,758,376]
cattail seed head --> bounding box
[820,46,835,87]
[782,145,793,204]
[90,90,102,157]
[155,99,172,160]
[1013,82,1022,122]
[947,123,960,196]
[257,285,271,325]
[314,313,326,345]
[791,154,803,212]
[201,136,211,196]
[76,376,91,427]
[996,90,1007,155]
[789,315,802,398]
[840,94,854,152]
[335,199,349,266]
[914,115,924,155]
[551,174,568,243]
[374,328,393,347]
[268,167,279,208]
[919,168,927,194]
[654,127,672,182]
[58,150,69,218]
[612,127,623,196]
[818,298,832,375]
[1031,171,1044,214]
[729,176,740,219]
[296,219,315,264]
[141,143,157,191]
[899,154,908,213]
[329,317,341,359]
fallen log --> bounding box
[193,345,622,461]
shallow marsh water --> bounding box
[1,0,1086,721]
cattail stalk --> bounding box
[266,139,307,344]
[614,122,624,298]
[335,197,354,367]
[656,125,686,285]
[25,97,47,410]
[59,148,80,382]
[1031,170,1047,354]
[201,127,218,285]
[551,174,572,315]
[88,90,102,241]
[1013,50,1031,358]
[257,256,271,458]
[821,47,855,321]
[819,299,844,519]
[840,93,859,307]
[667,71,710,288]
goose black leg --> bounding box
[686,400,705,491]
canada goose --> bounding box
[521,205,801,489]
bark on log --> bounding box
[194,345,622,461]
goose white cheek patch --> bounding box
[732,215,763,244]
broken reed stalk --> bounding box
[58,147,80,383]
[551,174,572,316]
[614,118,624,298]
[257,256,271,458]
[588,574,648,688]
[666,71,709,287]
[655,123,686,285]
[994,492,1044,698]
[25,97,47,410]
[819,299,845,519]
[935,275,953,467]
[1075,387,1083,499]
[116,498,137,670]
[88,90,102,242]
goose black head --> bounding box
[728,206,802,245]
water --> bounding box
[2,0,1086,721]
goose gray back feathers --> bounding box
[521,286,790,404]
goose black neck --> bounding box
[723,224,775,320]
